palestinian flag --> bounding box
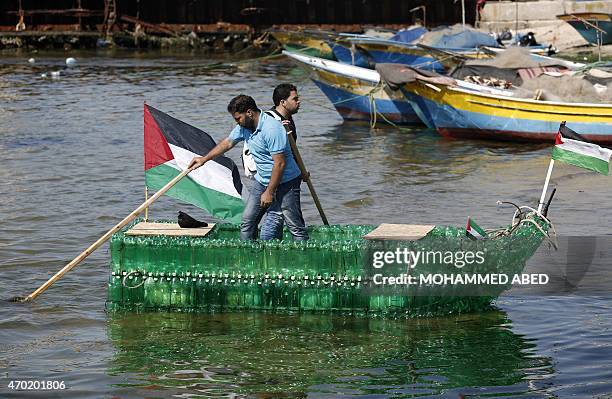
[466,217,487,240]
[552,124,612,176]
[144,104,244,224]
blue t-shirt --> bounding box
[228,111,301,186]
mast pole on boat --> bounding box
[537,159,555,214]
[144,187,149,222]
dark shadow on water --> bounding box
[106,310,553,398]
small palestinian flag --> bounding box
[144,104,244,224]
[552,124,612,176]
[466,217,487,240]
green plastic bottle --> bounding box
[300,277,316,311]
[170,276,191,310]
[143,275,159,310]
[110,237,123,274]
[107,272,123,306]
[226,278,243,310]
[261,275,273,310]
[194,275,206,310]
[123,272,145,310]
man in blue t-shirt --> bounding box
[188,95,308,241]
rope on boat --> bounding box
[518,218,558,250]
[488,204,558,249]
[197,47,283,72]
[122,270,146,289]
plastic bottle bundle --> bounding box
[299,276,317,311]
[351,279,367,314]
[109,222,505,315]
[242,275,259,309]
[120,236,139,274]
[287,278,301,311]
[277,242,292,274]
[262,241,278,275]
[225,277,244,310]
[341,242,356,276]
[260,275,274,310]
[107,272,123,305]
[209,274,226,312]
[123,272,145,309]
[251,279,264,309]
[143,275,160,310]
[110,236,124,273]
[336,280,354,312]
[194,274,208,311]
[316,278,333,310]
[170,276,194,310]
[207,240,221,273]
[331,241,346,275]
[153,236,172,276]
[218,240,233,273]
[176,238,194,276]
[249,240,264,275]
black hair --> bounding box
[272,83,297,106]
[227,95,258,114]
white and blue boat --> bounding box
[284,51,423,125]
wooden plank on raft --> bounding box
[126,222,215,237]
[363,223,435,241]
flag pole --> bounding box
[144,187,149,222]
[287,134,329,225]
[537,159,555,214]
[15,167,195,303]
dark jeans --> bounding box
[241,176,308,241]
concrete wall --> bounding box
[480,1,612,30]
[478,0,611,50]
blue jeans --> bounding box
[260,210,284,240]
[240,176,308,241]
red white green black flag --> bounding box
[552,125,612,175]
[144,104,244,223]
[466,217,487,240]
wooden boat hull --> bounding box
[558,13,612,45]
[271,31,335,59]
[284,51,423,125]
[347,38,445,72]
[400,80,612,144]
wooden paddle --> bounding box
[287,134,329,225]
[14,167,195,303]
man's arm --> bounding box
[260,153,286,208]
[188,138,236,170]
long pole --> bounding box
[537,159,555,214]
[18,167,194,302]
[515,0,519,45]
[287,135,329,225]
[144,186,149,221]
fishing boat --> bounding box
[284,51,423,125]
[380,65,612,144]
[558,13,612,46]
[270,29,338,59]
[339,37,447,72]
[328,27,427,68]
[106,209,551,317]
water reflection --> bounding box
[315,123,553,194]
[107,310,553,398]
